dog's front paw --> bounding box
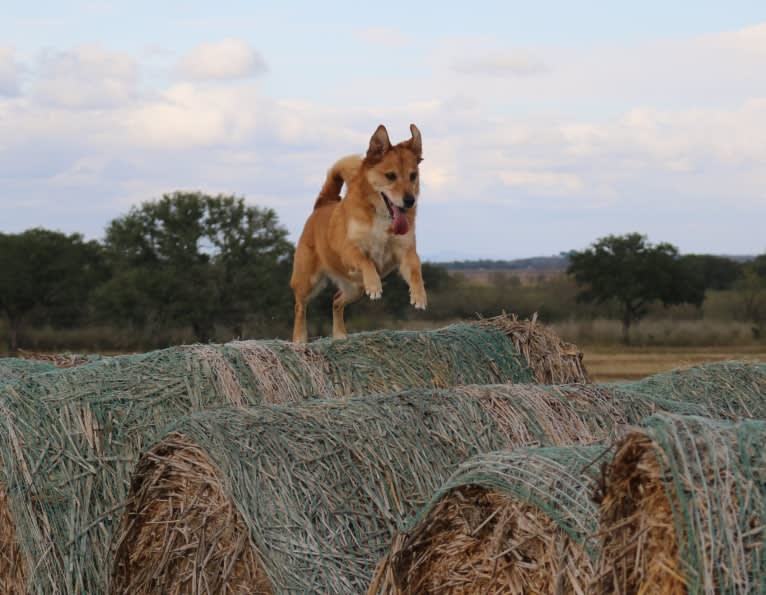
[365,276,383,300]
[410,287,427,310]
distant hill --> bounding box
[435,256,570,271]
[432,253,756,271]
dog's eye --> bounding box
[410,172,418,182]
[385,172,397,182]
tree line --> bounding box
[1,192,764,350]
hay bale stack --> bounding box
[112,390,615,594]
[1,360,763,593]
[596,414,766,594]
[235,313,589,400]
[368,446,606,595]
[2,315,589,411]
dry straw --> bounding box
[368,447,607,595]
[16,350,99,368]
[596,413,766,594]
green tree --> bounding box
[97,192,293,342]
[0,228,105,350]
[568,233,705,343]
[732,253,766,339]
[752,253,766,280]
[679,254,743,290]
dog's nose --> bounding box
[403,194,416,209]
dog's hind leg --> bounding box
[290,246,324,343]
[332,284,363,339]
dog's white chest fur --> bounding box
[348,215,395,273]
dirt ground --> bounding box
[583,346,766,382]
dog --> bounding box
[290,124,427,343]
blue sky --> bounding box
[2,1,765,259]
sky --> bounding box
[1,1,765,261]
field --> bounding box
[584,345,766,382]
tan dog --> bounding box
[290,124,426,343]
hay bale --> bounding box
[368,446,606,595]
[596,413,766,594]
[113,434,271,595]
[607,359,766,418]
[2,360,763,593]
[2,315,589,410]
[111,390,617,594]
[477,313,588,384]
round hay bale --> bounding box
[596,414,766,594]
[606,359,766,418]
[368,447,606,595]
[113,434,271,595]
[112,390,612,594]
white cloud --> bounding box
[354,27,412,48]
[705,23,766,54]
[0,47,20,96]
[121,83,262,148]
[450,49,549,77]
[177,39,267,81]
[33,45,138,109]
[499,170,583,194]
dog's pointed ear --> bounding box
[366,125,391,162]
[408,123,423,161]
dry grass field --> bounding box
[584,346,766,382]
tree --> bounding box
[732,253,766,338]
[97,192,293,342]
[567,233,705,343]
[679,254,743,291]
[0,229,105,350]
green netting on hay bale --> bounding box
[548,360,766,429]
[369,446,606,594]
[111,393,611,595]
[1,360,763,593]
[222,313,589,400]
[1,315,589,411]
[597,413,766,594]
[0,358,57,384]
[606,360,766,418]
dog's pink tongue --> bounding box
[391,207,409,235]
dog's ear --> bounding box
[366,125,391,162]
[408,124,422,160]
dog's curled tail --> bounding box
[313,154,363,209]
